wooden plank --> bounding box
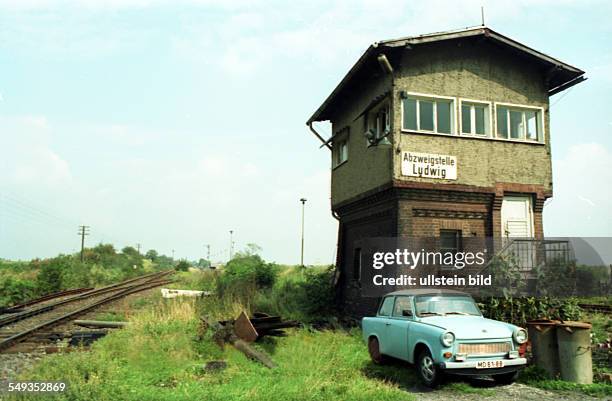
[73,320,128,329]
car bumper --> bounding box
[439,358,527,376]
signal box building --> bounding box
[306,27,585,317]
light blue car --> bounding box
[362,289,527,387]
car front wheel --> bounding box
[416,348,441,387]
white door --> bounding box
[501,196,534,238]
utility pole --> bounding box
[229,230,234,260]
[78,225,90,262]
[136,243,141,255]
[172,249,175,260]
[205,244,210,266]
[300,198,307,267]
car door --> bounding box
[375,296,395,355]
[385,296,414,361]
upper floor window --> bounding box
[367,102,390,140]
[495,104,543,142]
[333,138,348,167]
[402,93,455,135]
[460,100,491,136]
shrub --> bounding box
[478,296,582,326]
[218,254,278,293]
[174,260,189,272]
[253,266,336,322]
[0,277,37,307]
[34,257,66,294]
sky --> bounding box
[0,0,611,265]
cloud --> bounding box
[0,115,72,187]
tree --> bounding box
[35,257,66,294]
[197,258,211,268]
[175,260,190,272]
[121,246,139,257]
[145,249,158,261]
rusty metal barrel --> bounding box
[527,319,560,378]
[556,321,593,384]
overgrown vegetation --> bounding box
[519,366,612,397]
[16,294,415,401]
[213,244,335,323]
[0,244,181,308]
[9,246,612,399]
[478,296,583,327]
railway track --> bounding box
[0,270,174,353]
[579,303,612,314]
[1,287,94,313]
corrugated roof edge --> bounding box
[306,25,585,124]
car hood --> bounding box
[420,316,514,340]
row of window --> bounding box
[332,94,545,167]
[402,93,544,142]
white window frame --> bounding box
[401,92,457,135]
[332,137,348,168]
[367,101,391,140]
[459,98,492,137]
[494,102,545,143]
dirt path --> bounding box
[411,381,605,401]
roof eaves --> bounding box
[306,44,378,124]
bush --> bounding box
[0,277,37,307]
[478,296,582,326]
[254,266,335,322]
[218,253,279,295]
[34,257,66,294]
[175,260,190,272]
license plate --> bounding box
[476,360,504,369]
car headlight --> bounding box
[514,328,528,344]
[440,331,455,347]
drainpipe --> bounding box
[308,122,332,150]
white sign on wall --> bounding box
[401,151,457,180]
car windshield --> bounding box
[415,295,481,317]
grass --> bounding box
[519,365,612,397]
[15,297,416,401]
[441,382,496,396]
[12,270,612,400]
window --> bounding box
[392,296,413,318]
[460,101,490,136]
[353,248,361,281]
[378,296,394,316]
[440,230,462,258]
[402,94,455,134]
[367,103,390,140]
[495,105,543,142]
[333,138,348,167]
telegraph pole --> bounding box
[300,198,307,267]
[136,243,141,255]
[78,225,90,262]
[229,230,234,260]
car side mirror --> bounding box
[402,309,413,317]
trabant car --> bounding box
[362,289,527,387]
